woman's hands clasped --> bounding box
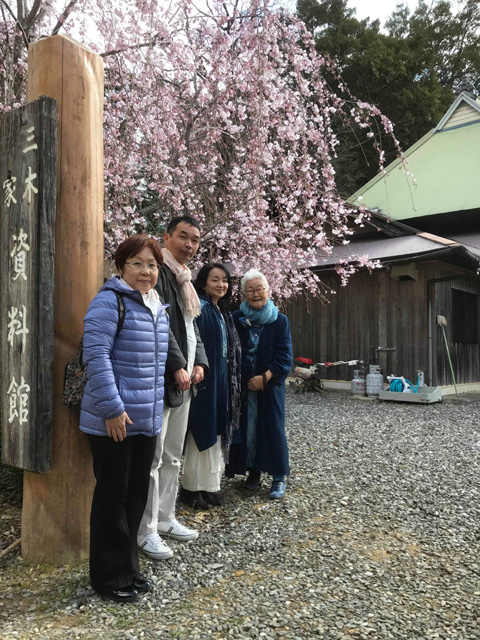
[106,411,133,442]
[174,366,205,391]
[247,370,273,391]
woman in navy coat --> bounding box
[225,269,293,499]
[80,235,169,603]
[180,264,241,509]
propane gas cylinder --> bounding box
[351,369,366,396]
[366,364,384,397]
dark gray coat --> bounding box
[155,265,209,406]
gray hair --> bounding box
[241,269,269,291]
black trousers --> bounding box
[87,433,157,592]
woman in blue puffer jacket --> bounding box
[80,234,169,604]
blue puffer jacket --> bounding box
[79,276,169,437]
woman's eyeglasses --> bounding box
[125,261,159,272]
[245,286,266,295]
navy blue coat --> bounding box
[226,310,293,477]
[79,277,169,438]
[187,296,228,451]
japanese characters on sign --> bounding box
[10,228,30,282]
[2,126,39,208]
[7,376,31,426]
[0,97,57,473]
[3,125,38,428]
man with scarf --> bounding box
[138,216,209,560]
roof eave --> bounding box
[347,208,418,238]
[310,245,480,274]
[435,91,480,132]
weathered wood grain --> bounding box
[0,97,57,473]
[22,35,104,562]
[286,261,479,387]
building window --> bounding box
[452,289,478,344]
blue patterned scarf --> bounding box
[240,299,279,325]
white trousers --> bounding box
[139,393,192,536]
[182,433,224,492]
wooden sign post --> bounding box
[21,35,104,561]
[0,97,57,474]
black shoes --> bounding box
[179,487,223,508]
[244,469,261,490]
[133,577,152,593]
[179,487,210,510]
[98,585,140,603]
[96,576,151,602]
[202,491,223,507]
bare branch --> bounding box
[50,0,79,36]
[0,0,29,47]
[24,0,42,32]
[16,0,24,22]
[0,538,21,559]
[138,203,160,218]
[101,33,165,58]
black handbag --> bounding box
[165,380,184,408]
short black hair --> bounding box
[194,263,233,305]
[166,215,201,234]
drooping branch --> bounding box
[0,0,400,297]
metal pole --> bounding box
[438,321,458,398]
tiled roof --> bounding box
[312,233,479,269]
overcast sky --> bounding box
[348,0,461,27]
[349,0,419,26]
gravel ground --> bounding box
[1,389,479,640]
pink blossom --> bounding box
[0,0,404,299]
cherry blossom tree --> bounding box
[1,0,402,297]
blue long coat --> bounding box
[226,310,293,477]
[187,296,228,451]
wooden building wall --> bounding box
[430,276,480,385]
[285,260,480,386]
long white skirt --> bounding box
[182,433,224,492]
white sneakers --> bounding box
[158,519,199,541]
[138,521,198,560]
[138,533,174,560]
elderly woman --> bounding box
[226,269,293,499]
[80,235,169,603]
[180,263,241,509]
